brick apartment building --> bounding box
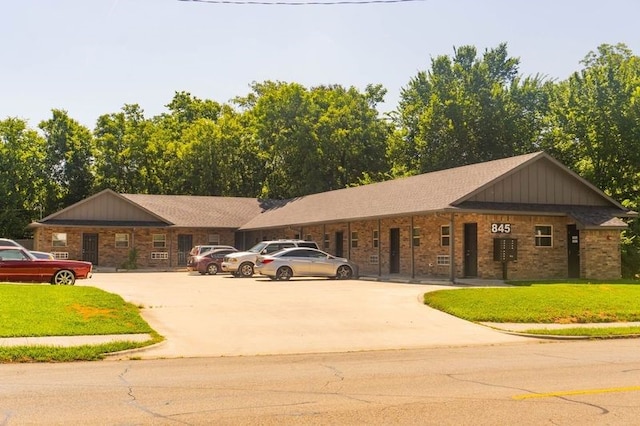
[30,152,636,281]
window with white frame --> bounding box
[351,231,358,248]
[437,255,450,265]
[324,233,330,249]
[52,233,67,247]
[208,234,220,244]
[535,225,553,247]
[152,234,166,249]
[372,230,379,248]
[412,227,420,247]
[441,225,450,247]
[115,233,129,248]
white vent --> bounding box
[151,252,169,260]
[369,255,379,265]
[52,252,69,260]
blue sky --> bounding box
[2,0,639,129]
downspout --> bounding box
[450,213,455,283]
[411,216,415,279]
[378,219,381,277]
[347,222,351,259]
[323,224,326,250]
[169,229,173,268]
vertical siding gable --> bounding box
[467,158,610,206]
[53,191,164,222]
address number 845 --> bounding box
[491,223,511,233]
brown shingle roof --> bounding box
[239,152,545,230]
[121,194,267,228]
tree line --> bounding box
[1,43,639,276]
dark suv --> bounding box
[221,239,319,277]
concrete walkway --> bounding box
[0,334,152,347]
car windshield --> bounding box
[0,247,34,261]
[248,242,268,253]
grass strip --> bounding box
[0,284,153,337]
[423,284,640,323]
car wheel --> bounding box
[206,263,218,275]
[336,265,353,280]
[239,262,254,277]
[276,266,292,281]
[52,269,76,285]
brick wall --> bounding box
[580,229,622,280]
[457,213,570,280]
[34,226,236,268]
[34,213,623,279]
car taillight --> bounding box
[260,258,274,265]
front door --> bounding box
[463,223,478,277]
[567,224,580,278]
[390,228,400,274]
[82,233,98,266]
[335,231,344,257]
[177,234,193,266]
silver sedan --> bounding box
[254,247,358,281]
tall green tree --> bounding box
[93,104,158,193]
[39,109,95,212]
[0,118,47,236]
[391,43,549,175]
[171,105,262,196]
[540,43,640,204]
[539,43,640,277]
[237,81,391,199]
[151,92,228,195]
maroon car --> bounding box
[0,246,92,285]
[187,248,237,275]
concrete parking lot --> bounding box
[86,272,529,359]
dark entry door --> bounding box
[335,231,344,257]
[177,234,193,266]
[390,228,400,274]
[567,224,580,278]
[82,233,98,266]
[463,223,478,277]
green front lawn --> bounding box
[0,284,160,362]
[424,282,640,337]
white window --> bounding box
[208,234,220,244]
[437,255,450,266]
[535,225,553,247]
[372,230,379,248]
[52,233,67,247]
[151,252,169,260]
[152,234,166,249]
[115,233,129,248]
[441,226,450,247]
[412,227,421,247]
